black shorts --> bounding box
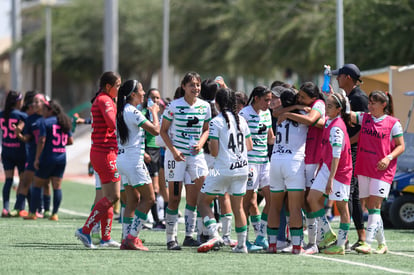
[145,147,161,177]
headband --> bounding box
[34,94,50,107]
[124,80,138,100]
[331,93,343,109]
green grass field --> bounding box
[1,180,414,274]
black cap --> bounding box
[271,86,283,98]
[332,64,362,82]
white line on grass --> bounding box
[388,251,414,258]
[305,254,413,274]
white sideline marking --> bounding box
[58,208,89,217]
[305,254,413,274]
[388,251,414,258]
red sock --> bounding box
[82,197,112,234]
[101,206,114,241]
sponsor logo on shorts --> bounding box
[114,172,120,179]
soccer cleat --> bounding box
[373,243,388,254]
[198,234,209,244]
[323,245,345,255]
[280,243,293,253]
[19,210,28,217]
[49,214,58,221]
[292,245,305,255]
[355,243,372,254]
[254,235,269,250]
[276,240,290,250]
[304,243,319,255]
[1,209,10,217]
[23,213,37,220]
[100,239,121,248]
[167,239,182,250]
[122,235,148,251]
[120,239,127,250]
[183,236,201,247]
[75,228,96,249]
[43,211,52,219]
[318,231,337,249]
[197,236,224,253]
[36,212,44,219]
[245,241,263,253]
[9,209,18,217]
[351,240,365,251]
[222,236,237,247]
[267,243,277,253]
[232,245,248,253]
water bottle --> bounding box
[189,135,197,156]
[215,76,224,88]
[322,65,331,94]
[147,98,154,121]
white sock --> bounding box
[366,209,382,245]
[220,214,232,238]
[166,212,178,243]
[185,207,197,237]
[129,211,147,237]
[306,217,317,245]
[204,216,219,238]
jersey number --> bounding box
[0,118,18,139]
[275,124,290,144]
[52,125,69,146]
[227,133,244,153]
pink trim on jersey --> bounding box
[90,92,118,153]
[320,117,352,185]
[354,113,398,184]
[305,99,324,164]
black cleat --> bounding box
[167,240,182,250]
[183,236,201,247]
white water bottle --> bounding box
[147,98,154,121]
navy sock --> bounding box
[2,178,13,210]
[14,194,26,210]
[30,187,42,214]
[53,189,62,215]
[43,195,51,212]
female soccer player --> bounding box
[307,92,353,255]
[239,86,274,251]
[352,91,404,254]
[0,91,27,217]
[15,93,49,219]
[268,87,308,254]
[30,100,73,221]
[276,82,325,253]
[75,71,121,248]
[116,80,160,250]
[160,72,211,250]
[197,88,252,253]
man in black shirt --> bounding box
[332,64,368,250]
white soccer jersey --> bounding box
[162,97,211,156]
[208,112,251,176]
[239,105,272,164]
[117,103,148,161]
[272,116,308,160]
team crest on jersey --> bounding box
[168,110,174,117]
